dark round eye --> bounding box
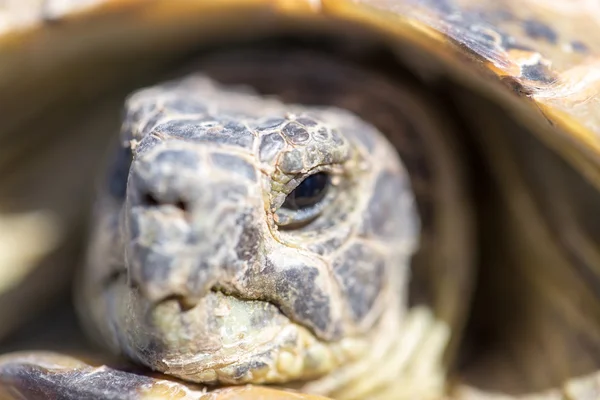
[282,172,330,211]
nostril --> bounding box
[127,277,198,311]
[161,294,199,312]
[128,276,142,292]
[143,192,161,207]
[174,199,189,213]
[141,192,189,213]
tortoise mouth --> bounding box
[95,270,365,385]
[103,267,333,344]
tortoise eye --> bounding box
[276,172,333,228]
[282,172,330,211]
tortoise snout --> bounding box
[124,143,262,306]
[128,146,205,215]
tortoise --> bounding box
[0,0,600,399]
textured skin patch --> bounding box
[249,256,336,340]
[152,119,202,139]
[282,122,310,144]
[279,265,332,335]
[211,153,257,182]
[333,243,386,322]
[307,235,345,256]
[259,132,286,163]
[280,149,305,174]
[152,119,256,149]
[134,246,175,286]
[255,118,287,131]
[153,148,200,169]
[360,170,418,241]
[234,213,263,263]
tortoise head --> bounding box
[80,74,419,384]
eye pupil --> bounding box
[282,172,330,210]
